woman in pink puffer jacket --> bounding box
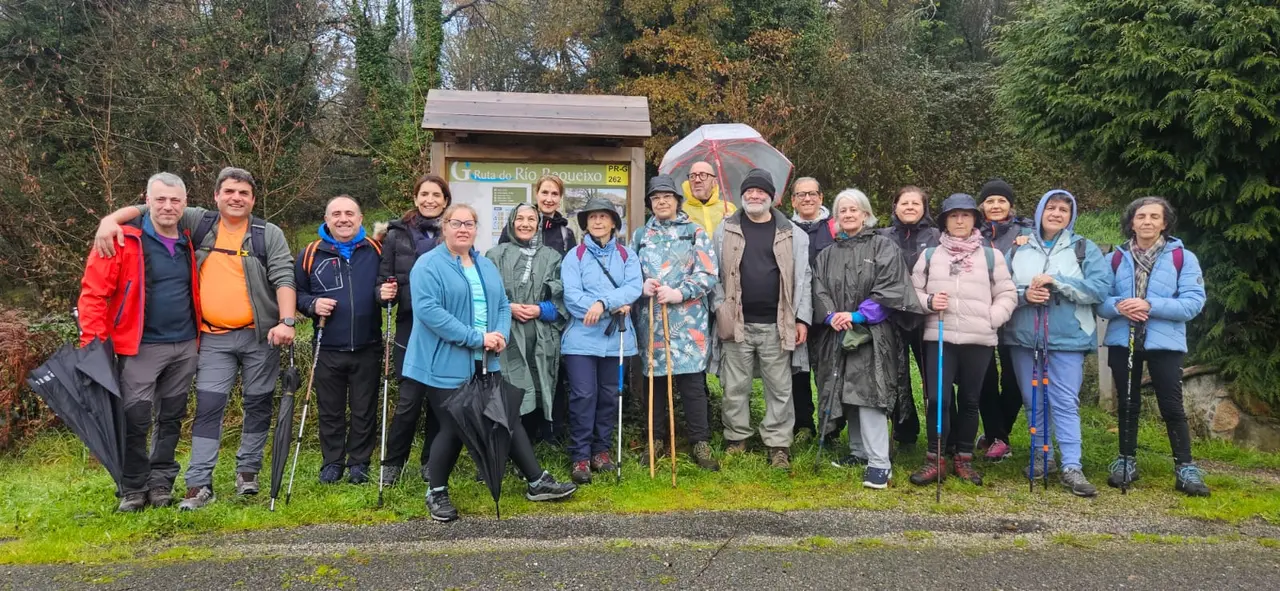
[908,193,1017,487]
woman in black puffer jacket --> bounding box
[875,185,940,448]
[377,174,451,486]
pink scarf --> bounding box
[939,230,983,276]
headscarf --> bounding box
[504,203,542,284]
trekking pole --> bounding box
[662,304,677,488]
[377,286,394,508]
[616,313,626,483]
[935,299,945,504]
[1029,311,1041,494]
[1122,319,1136,495]
[287,316,326,505]
[647,298,656,479]
[1040,306,1051,491]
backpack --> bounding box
[923,245,997,285]
[192,210,268,267]
[1111,246,1184,296]
[300,237,383,275]
[574,241,629,263]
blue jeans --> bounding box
[563,355,621,463]
[1010,347,1086,471]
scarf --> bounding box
[1129,236,1165,300]
[410,213,442,256]
[939,229,983,275]
[319,224,366,260]
[504,203,541,284]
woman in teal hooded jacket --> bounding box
[1004,190,1112,498]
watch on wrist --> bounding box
[279,317,296,328]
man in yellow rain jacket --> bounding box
[681,161,737,237]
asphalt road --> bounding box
[7,510,1279,590]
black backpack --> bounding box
[191,210,268,267]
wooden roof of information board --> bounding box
[421,89,651,140]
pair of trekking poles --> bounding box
[283,285,399,508]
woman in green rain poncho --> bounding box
[485,203,569,439]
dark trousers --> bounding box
[924,342,992,456]
[979,344,1023,443]
[419,376,543,489]
[893,327,926,443]
[791,370,817,433]
[1108,346,1192,464]
[563,355,620,463]
[383,345,441,468]
[314,346,381,468]
[648,371,712,444]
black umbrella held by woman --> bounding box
[441,358,526,519]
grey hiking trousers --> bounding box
[183,329,280,489]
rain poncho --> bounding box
[631,211,719,376]
[484,204,567,419]
[811,229,925,430]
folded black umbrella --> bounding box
[441,369,524,519]
[270,345,302,511]
[25,338,125,493]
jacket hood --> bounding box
[791,205,831,225]
[682,181,724,208]
[1033,189,1078,240]
[503,203,541,249]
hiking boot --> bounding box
[693,441,720,472]
[769,447,791,470]
[148,487,173,508]
[863,466,891,489]
[831,454,868,469]
[975,435,990,453]
[236,472,260,496]
[525,472,578,502]
[909,453,948,486]
[984,439,1013,462]
[177,486,215,511]
[724,439,747,455]
[590,451,616,473]
[793,428,814,446]
[426,489,458,522]
[380,464,402,487]
[1025,458,1059,480]
[952,453,984,485]
[117,491,147,513]
[1106,456,1139,489]
[571,460,592,484]
[1060,468,1098,497]
[1175,463,1210,497]
[319,463,343,484]
[348,464,370,485]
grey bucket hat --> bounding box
[576,196,622,233]
[936,193,982,227]
[645,174,682,210]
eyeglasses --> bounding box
[793,191,821,200]
[446,219,476,230]
[689,172,716,181]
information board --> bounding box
[447,161,632,252]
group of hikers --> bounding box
[79,161,1210,522]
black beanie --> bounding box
[979,179,1015,203]
[739,168,776,199]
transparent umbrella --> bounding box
[659,123,793,206]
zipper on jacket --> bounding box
[114,281,132,327]
[344,255,356,352]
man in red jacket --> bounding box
[78,172,203,512]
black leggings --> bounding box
[979,344,1023,443]
[1108,347,1192,465]
[923,342,993,455]
[419,376,544,490]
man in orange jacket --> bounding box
[78,172,203,512]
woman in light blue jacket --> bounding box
[560,197,643,485]
[1098,197,1208,497]
[406,204,576,522]
[1005,189,1112,497]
